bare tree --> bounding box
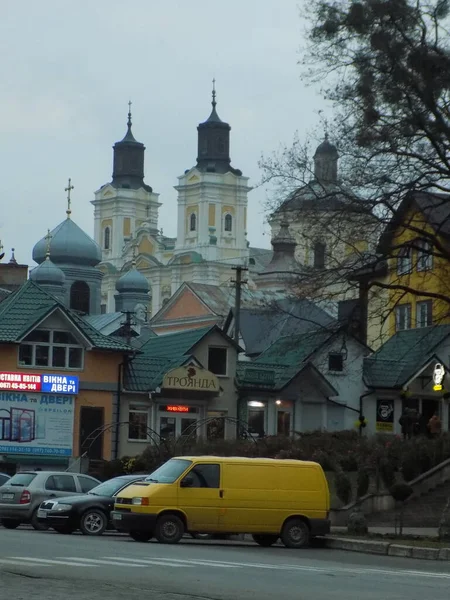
[258,0,450,346]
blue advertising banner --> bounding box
[41,375,79,394]
[0,392,75,456]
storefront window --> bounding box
[128,405,149,441]
[159,416,176,439]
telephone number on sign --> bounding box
[0,382,39,390]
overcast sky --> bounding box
[0,0,328,266]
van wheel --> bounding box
[155,514,185,544]
[280,518,310,549]
[130,530,153,542]
[252,534,279,547]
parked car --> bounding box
[0,473,10,487]
[0,471,101,530]
[37,474,147,535]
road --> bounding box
[1,528,450,600]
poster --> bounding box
[0,391,75,456]
[376,399,394,433]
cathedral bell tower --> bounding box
[174,82,251,265]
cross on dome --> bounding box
[65,178,74,218]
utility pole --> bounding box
[231,265,248,344]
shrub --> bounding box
[356,467,370,499]
[335,470,353,505]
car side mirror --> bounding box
[180,476,194,488]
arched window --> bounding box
[313,242,326,269]
[104,227,111,250]
[224,213,232,232]
[189,213,197,232]
[70,281,90,314]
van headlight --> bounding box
[131,497,149,506]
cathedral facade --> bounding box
[91,91,264,319]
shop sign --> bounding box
[0,392,75,456]
[162,365,219,392]
[162,405,197,413]
[0,372,79,394]
[243,368,275,386]
[376,399,394,432]
[433,363,445,391]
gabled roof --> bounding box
[378,190,450,254]
[363,325,450,388]
[0,280,132,352]
[124,325,238,392]
[236,298,335,356]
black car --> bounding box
[37,474,147,536]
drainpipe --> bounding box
[359,389,373,437]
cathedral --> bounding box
[29,88,377,330]
[91,89,270,319]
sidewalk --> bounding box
[331,526,438,537]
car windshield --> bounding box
[6,473,37,487]
[89,478,141,497]
[144,459,192,484]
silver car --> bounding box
[0,471,100,530]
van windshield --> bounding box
[144,459,192,484]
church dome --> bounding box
[30,257,66,286]
[33,219,102,267]
[116,266,149,293]
[314,134,338,157]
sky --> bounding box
[0,0,328,266]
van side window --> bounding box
[188,464,220,488]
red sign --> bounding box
[165,405,190,413]
[0,373,42,392]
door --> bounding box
[177,463,221,531]
[79,407,104,459]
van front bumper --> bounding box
[111,510,157,532]
[310,518,331,537]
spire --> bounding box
[195,81,241,174]
[44,229,52,260]
[65,178,74,219]
[9,248,17,264]
[111,102,150,190]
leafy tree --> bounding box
[260,1,450,345]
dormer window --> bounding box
[189,213,197,232]
[224,213,232,232]
[417,239,433,271]
[18,329,84,369]
[397,247,412,275]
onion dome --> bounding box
[116,265,149,293]
[33,218,102,267]
[30,230,66,286]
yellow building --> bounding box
[355,191,450,349]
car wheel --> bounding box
[30,509,50,531]
[79,510,108,536]
[280,518,310,549]
[1,519,20,529]
[129,530,153,542]
[252,534,279,547]
[155,514,185,544]
[191,532,213,540]
[53,525,74,535]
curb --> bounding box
[324,537,450,561]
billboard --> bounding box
[0,373,79,394]
[0,392,75,456]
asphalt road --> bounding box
[1,528,450,600]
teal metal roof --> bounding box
[363,325,450,388]
[123,326,216,392]
[0,280,132,352]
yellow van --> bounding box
[112,456,330,548]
